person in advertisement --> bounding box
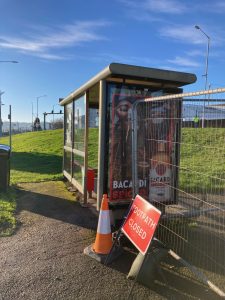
[110,94,148,202]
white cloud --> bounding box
[160,25,207,45]
[214,1,225,10]
[84,51,200,71]
[35,53,69,61]
[75,51,160,66]
[119,0,186,14]
[120,0,225,15]
[167,56,200,67]
[203,1,225,12]
[0,21,109,60]
[160,24,225,49]
[143,0,186,14]
[186,50,205,57]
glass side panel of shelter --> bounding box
[64,150,72,175]
[74,95,85,152]
[73,95,86,187]
[64,91,99,184]
[64,103,73,147]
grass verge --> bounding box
[0,129,63,183]
[0,129,64,236]
[0,188,16,237]
[0,127,224,235]
[180,127,225,192]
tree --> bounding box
[51,118,63,129]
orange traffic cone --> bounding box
[92,194,112,255]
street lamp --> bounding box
[0,60,18,63]
[0,60,19,137]
[31,102,34,131]
[36,94,47,118]
[0,91,5,137]
[52,105,55,124]
[195,25,210,128]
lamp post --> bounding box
[0,60,18,63]
[52,105,55,124]
[195,25,210,128]
[31,102,34,131]
[36,94,47,118]
[0,91,5,137]
[0,60,19,137]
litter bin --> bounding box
[0,144,11,191]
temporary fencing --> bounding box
[131,87,225,296]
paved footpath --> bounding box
[0,181,220,300]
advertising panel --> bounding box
[109,91,180,205]
[142,100,179,205]
[109,94,148,203]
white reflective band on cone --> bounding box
[97,211,111,234]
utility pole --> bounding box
[31,102,34,131]
[8,105,12,149]
[36,94,47,118]
[0,91,5,137]
[43,110,63,130]
[195,25,210,128]
[0,60,18,136]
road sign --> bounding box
[122,195,161,255]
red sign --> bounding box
[121,195,161,255]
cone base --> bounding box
[92,233,113,255]
[83,244,123,264]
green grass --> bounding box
[180,127,225,192]
[0,128,98,235]
[88,128,98,169]
[1,129,222,190]
[0,126,223,236]
[0,129,63,183]
[0,188,16,236]
[0,129,64,236]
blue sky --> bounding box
[0,0,225,122]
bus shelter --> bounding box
[59,63,196,216]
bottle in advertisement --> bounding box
[149,142,171,203]
[147,102,170,143]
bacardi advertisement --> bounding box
[109,93,180,205]
[145,100,179,205]
[109,94,148,203]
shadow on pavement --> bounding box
[110,248,222,300]
[15,184,98,231]
[14,182,224,300]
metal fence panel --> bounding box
[131,88,225,295]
